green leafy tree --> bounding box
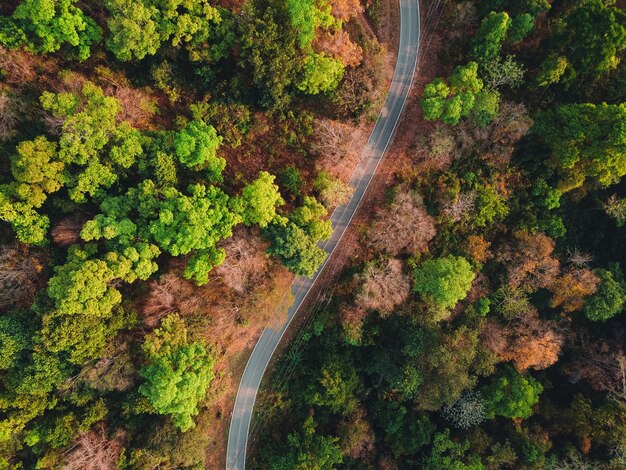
[470,11,511,65]
[7,0,101,59]
[508,13,534,42]
[413,256,476,309]
[583,267,626,322]
[0,137,64,244]
[174,120,224,179]
[372,401,434,457]
[297,52,345,95]
[482,367,542,419]
[424,429,485,470]
[239,2,298,110]
[40,82,144,202]
[421,62,498,126]
[0,311,32,370]
[231,171,285,228]
[541,0,626,85]
[82,180,237,284]
[533,103,626,192]
[139,314,215,431]
[8,137,64,208]
[105,0,221,61]
[105,0,160,61]
[534,55,569,88]
[471,184,509,228]
[263,416,343,469]
[264,197,332,276]
[306,359,359,416]
[42,243,149,364]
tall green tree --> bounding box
[482,367,542,419]
[533,103,626,192]
[413,256,476,309]
[583,267,626,322]
[4,0,101,59]
[139,314,215,431]
[264,197,332,277]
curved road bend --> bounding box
[226,1,421,468]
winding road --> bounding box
[226,1,421,468]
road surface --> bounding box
[226,1,421,467]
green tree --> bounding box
[470,11,511,65]
[508,13,534,42]
[424,429,485,470]
[105,0,221,61]
[534,55,569,88]
[583,267,626,322]
[542,0,626,85]
[482,367,542,419]
[40,82,144,202]
[264,416,343,469]
[174,120,224,179]
[306,359,359,416]
[139,314,215,431]
[0,137,64,244]
[297,52,344,95]
[413,256,476,309]
[533,103,626,192]
[372,401,434,457]
[421,62,498,126]
[239,2,298,110]
[264,197,332,276]
[8,137,64,208]
[7,0,101,59]
[231,171,285,228]
[105,0,160,61]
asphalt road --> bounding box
[226,1,421,468]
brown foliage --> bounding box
[337,407,375,460]
[340,303,368,344]
[51,216,86,247]
[62,423,125,470]
[415,125,457,171]
[0,244,46,309]
[478,102,532,167]
[355,259,411,315]
[330,0,364,21]
[0,91,19,140]
[496,231,560,291]
[142,273,207,327]
[315,30,363,67]
[482,308,564,372]
[440,191,476,222]
[455,102,532,168]
[566,329,626,404]
[550,267,599,313]
[311,118,355,165]
[333,39,386,119]
[465,235,492,264]
[76,342,136,392]
[214,230,269,293]
[368,190,436,255]
[0,47,39,87]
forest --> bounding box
[0,0,378,467]
[252,0,626,469]
[0,0,625,469]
